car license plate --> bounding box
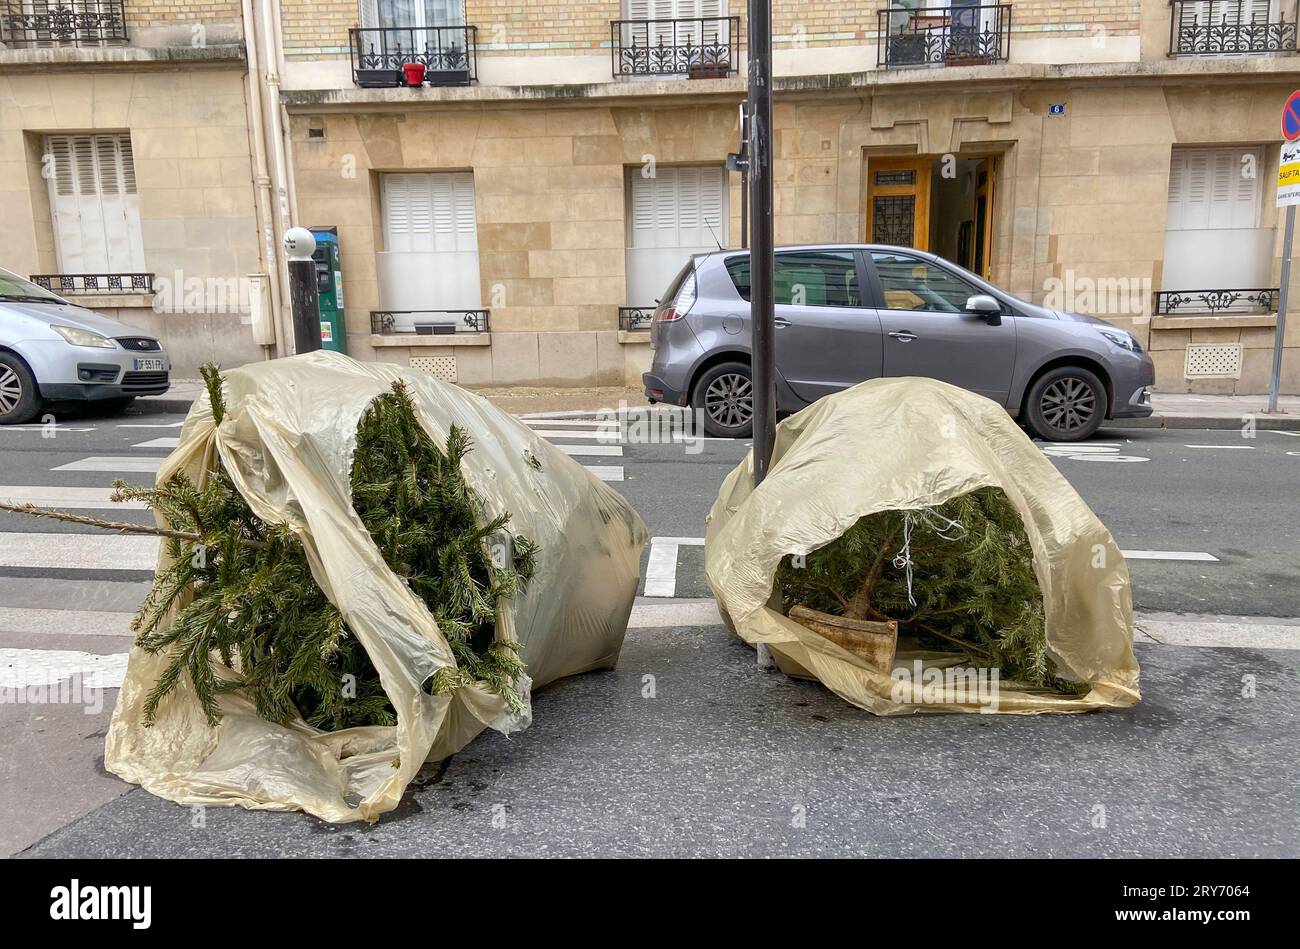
[133,357,164,372]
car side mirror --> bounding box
[965,294,1002,326]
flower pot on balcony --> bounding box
[355,68,401,88]
[402,62,426,87]
[687,63,730,80]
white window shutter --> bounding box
[1167,146,1260,233]
[46,133,143,274]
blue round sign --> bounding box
[1283,91,1300,141]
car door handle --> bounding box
[773,317,791,328]
[888,330,918,342]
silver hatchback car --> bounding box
[643,245,1155,441]
[0,268,170,424]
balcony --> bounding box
[1153,287,1279,315]
[618,306,655,331]
[0,0,127,47]
[31,272,154,295]
[371,310,490,335]
[611,16,740,78]
[349,26,477,88]
[876,4,1011,67]
[1170,0,1297,55]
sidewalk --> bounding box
[135,380,1300,429]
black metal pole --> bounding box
[740,101,750,250]
[747,0,776,485]
[284,228,321,355]
[288,259,321,354]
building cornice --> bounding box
[281,55,1300,112]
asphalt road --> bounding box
[2,402,1298,857]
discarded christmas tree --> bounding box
[8,365,537,730]
[776,487,1083,692]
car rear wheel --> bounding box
[0,353,40,425]
[693,361,753,438]
[1023,366,1107,442]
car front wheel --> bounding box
[0,353,40,425]
[1023,366,1107,442]
[693,361,753,438]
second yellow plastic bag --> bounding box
[705,377,1140,715]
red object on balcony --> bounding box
[402,62,426,87]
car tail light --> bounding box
[654,271,696,324]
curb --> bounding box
[129,397,198,417]
[1107,415,1300,432]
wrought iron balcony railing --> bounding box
[349,26,477,87]
[1170,0,1298,55]
[1153,287,1279,315]
[612,16,740,77]
[618,306,655,331]
[877,4,1011,67]
[30,272,153,294]
[371,310,490,335]
[1,0,127,47]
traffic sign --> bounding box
[1278,140,1300,207]
[1283,90,1300,141]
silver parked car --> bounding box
[642,245,1155,441]
[0,268,170,424]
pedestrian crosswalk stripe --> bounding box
[131,437,179,449]
[534,430,621,441]
[0,533,158,572]
[0,607,132,639]
[117,422,185,429]
[523,419,612,429]
[1122,549,1220,561]
[0,647,129,690]
[554,444,623,457]
[645,536,707,597]
[52,456,162,474]
[585,466,623,482]
[0,486,145,510]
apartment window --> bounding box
[617,0,734,77]
[378,172,481,319]
[1162,145,1271,293]
[626,165,727,306]
[360,0,464,28]
[1170,1,1292,56]
[44,133,145,275]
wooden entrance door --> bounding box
[865,157,931,251]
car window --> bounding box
[725,251,861,307]
[0,267,63,303]
[871,252,981,313]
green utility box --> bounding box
[311,227,347,353]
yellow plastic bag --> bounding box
[705,377,1140,715]
[105,351,647,822]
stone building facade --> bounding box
[3,1,1298,394]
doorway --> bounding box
[866,154,996,279]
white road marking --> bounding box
[0,647,129,690]
[534,430,621,441]
[118,422,185,429]
[1266,430,1300,437]
[642,537,1219,578]
[1135,614,1300,650]
[523,419,611,429]
[1123,550,1220,562]
[645,536,707,597]
[0,607,132,638]
[0,533,158,571]
[52,456,162,473]
[555,444,623,457]
[629,598,723,628]
[0,426,96,433]
[1040,442,1149,463]
[0,486,145,510]
[1183,444,1255,450]
[584,465,623,482]
[131,437,179,449]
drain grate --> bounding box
[1184,343,1242,379]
